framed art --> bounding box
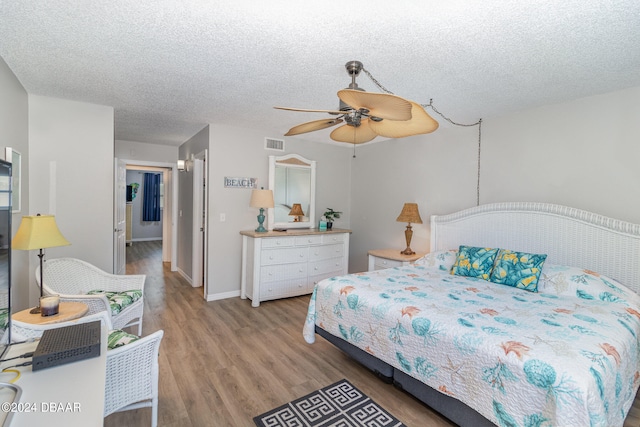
[4,147,21,213]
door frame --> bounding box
[113,158,127,274]
[115,159,179,271]
[191,150,208,297]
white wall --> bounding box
[350,85,640,273]
[0,56,30,310]
[29,95,114,278]
[115,139,178,163]
[185,124,352,301]
[481,86,640,222]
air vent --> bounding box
[265,137,285,151]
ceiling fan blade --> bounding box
[330,119,378,144]
[369,102,439,138]
[337,89,412,121]
[284,118,343,136]
[275,106,346,115]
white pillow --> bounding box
[413,249,457,272]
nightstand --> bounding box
[367,248,427,271]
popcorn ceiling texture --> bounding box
[1,0,639,146]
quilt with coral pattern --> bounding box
[303,251,640,427]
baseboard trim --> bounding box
[206,290,240,302]
[176,268,192,285]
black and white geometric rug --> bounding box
[254,379,406,427]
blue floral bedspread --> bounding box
[303,251,640,427]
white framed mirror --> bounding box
[267,154,316,230]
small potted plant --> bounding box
[323,208,342,230]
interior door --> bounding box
[113,158,127,274]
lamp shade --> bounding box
[288,203,304,217]
[396,203,423,224]
[249,189,274,209]
[12,215,71,250]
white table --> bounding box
[0,323,107,426]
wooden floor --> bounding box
[106,241,640,427]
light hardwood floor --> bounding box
[106,241,640,427]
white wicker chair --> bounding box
[11,311,164,427]
[36,258,145,335]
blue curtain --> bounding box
[142,173,161,222]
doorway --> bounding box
[113,159,178,275]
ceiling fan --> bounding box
[275,60,439,144]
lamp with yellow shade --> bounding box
[12,214,71,314]
[288,203,304,222]
[250,189,274,233]
[396,203,423,255]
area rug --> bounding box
[254,379,406,427]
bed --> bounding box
[303,202,640,427]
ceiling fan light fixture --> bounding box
[275,60,440,145]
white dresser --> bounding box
[240,228,351,307]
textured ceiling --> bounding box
[1,1,640,146]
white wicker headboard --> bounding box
[431,202,640,293]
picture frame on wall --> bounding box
[4,147,21,213]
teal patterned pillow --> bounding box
[107,329,140,350]
[489,249,547,292]
[450,246,499,280]
[88,289,142,315]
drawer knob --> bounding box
[269,256,274,260]
[314,267,318,270]
[308,239,312,243]
[300,253,304,257]
[298,284,303,287]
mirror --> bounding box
[268,154,316,230]
[0,159,12,356]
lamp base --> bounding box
[255,208,268,233]
[400,224,415,256]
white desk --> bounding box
[0,324,107,426]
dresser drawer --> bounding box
[261,237,296,248]
[322,233,346,244]
[309,257,344,276]
[261,247,308,265]
[309,243,344,261]
[260,278,308,300]
[295,235,323,246]
[373,257,403,270]
[260,263,307,283]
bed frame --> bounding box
[316,202,640,427]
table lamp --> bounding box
[289,203,304,222]
[396,203,423,255]
[12,214,71,314]
[250,189,274,232]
